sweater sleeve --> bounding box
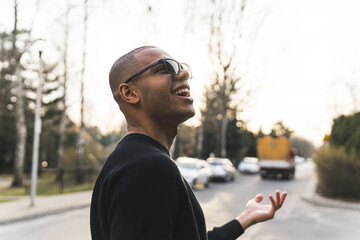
[207,219,244,240]
[106,156,180,240]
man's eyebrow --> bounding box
[150,62,164,71]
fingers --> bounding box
[269,190,287,210]
[279,191,287,208]
[269,194,276,208]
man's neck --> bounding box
[127,124,178,150]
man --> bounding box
[90,46,287,240]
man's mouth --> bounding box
[174,88,190,97]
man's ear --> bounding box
[118,83,140,104]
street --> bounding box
[0,162,359,240]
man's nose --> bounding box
[173,68,190,82]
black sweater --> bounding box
[90,133,244,240]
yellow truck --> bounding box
[257,136,295,179]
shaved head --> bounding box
[109,46,157,103]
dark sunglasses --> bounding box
[124,58,192,83]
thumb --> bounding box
[254,194,263,203]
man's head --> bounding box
[109,46,195,127]
[109,46,156,103]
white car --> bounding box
[295,156,306,165]
[238,157,260,174]
[207,157,236,182]
[175,157,212,189]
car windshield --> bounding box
[177,162,197,169]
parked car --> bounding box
[295,156,306,165]
[207,157,236,182]
[175,157,212,189]
[238,157,260,174]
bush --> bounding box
[330,112,360,154]
[314,147,360,199]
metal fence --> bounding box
[25,166,100,195]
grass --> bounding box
[36,182,94,196]
[0,185,27,203]
[0,181,94,203]
[0,171,97,203]
[0,185,27,196]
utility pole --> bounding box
[30,50,43,207]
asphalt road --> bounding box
[199,162,360,240]
[0,162,359,240]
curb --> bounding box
[299,173,360,211]
[0,203,90,225]
[0,191,92,226]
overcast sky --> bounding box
[1,0,359,147]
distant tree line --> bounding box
[175,120,314,168]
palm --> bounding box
[242,190,287,227]
[245,196,274,222]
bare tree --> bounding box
[330,67,360,117]
[202,0,265,157]
[0,33,7,126]
[10,0,41,186]
[12,0,27,187]
[57,1,72,181]
[76,0,88,183]
[291,136,315,159]
[346,69,360,114]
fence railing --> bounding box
[25,165,100,195]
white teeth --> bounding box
[175,88,190,95]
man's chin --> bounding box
[179,109,196,123]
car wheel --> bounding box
[225,174,232,182]
[285,172,294,180]
[204,181,209,188]
[191,179,197,189]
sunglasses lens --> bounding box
[164,60,180,74]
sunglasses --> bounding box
[124,58,192,83]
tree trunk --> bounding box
[12,63,27,187]
[76,0,88,183]
[196,123,204,158]
[12,0,26,187]
[220,115,228,158]
[0,35,6,125]
[57,3,71,181]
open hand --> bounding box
[236,190,287,230]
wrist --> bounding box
[236,211,252,230]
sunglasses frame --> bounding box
[124,58,191,84]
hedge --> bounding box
[314,147,360,199]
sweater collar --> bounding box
[121,133,170,156]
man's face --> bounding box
[131,48,195,126]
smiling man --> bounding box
[90,46,287,240]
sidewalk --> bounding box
[0,190,92,225]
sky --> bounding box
[1,0,359,148]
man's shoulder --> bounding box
[102,140,178,179]
[96,148,181,198]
